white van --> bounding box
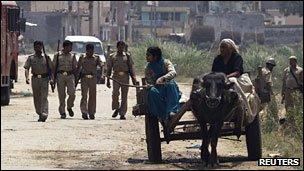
[64,35,106,84]
[65,35,106,62]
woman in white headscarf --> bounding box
[212,38,243,78]
[212,38,259,125]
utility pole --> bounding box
[147,1,157,38]
[150,4,153,38]
[89,1,93,36]
[98,1,100,38]
[255,27,257,44]
[173,7,176,34]
[77,1,81,35]
[153,3,156,38]
[195,1,198,14]
[128,7,132,43]
[68,1,72,35]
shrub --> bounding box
[130,40,303,85]
[261,96,279,133]
[129,38,214,78]
[261,92,303,170]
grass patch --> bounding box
[262,131,303,170]
[261,92,303,170]
[130,39,303,169]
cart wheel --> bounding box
[245,114,262,160]
[145,113,162,163]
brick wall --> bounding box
[264,25,303,45]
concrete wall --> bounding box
[138,27,176,37]
[202,12,265,44]
[21,1,110,38]
[264,25,303,45]
[23,11,78,45]
[81,1,108,38]
[23,12,56,43]
[107,1,130,42]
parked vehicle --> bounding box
[1,1,26,105]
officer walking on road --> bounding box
[281,56,303,124]
[53,40,77,119]
[24,41,53,122]
[255,57,276,121]
[106,41,137,120]
[77,44,103,120]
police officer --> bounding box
[281,56,303,114]
[24,41,53,122]
[77,44,103,120]
[106,41,137,120]
[106,44,114,57]
[53,40,77,119]
[255,58,276,121]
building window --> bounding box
[8,8,20,31]
[180,12,187,22]
[160,12,169,20]
[174,12,181,21]
[105,11,110,23]
[141,12,150,20]
[112,8,117,23]
[149,12,156,20]
[254,2,259,11]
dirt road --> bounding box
[1,55,294,170]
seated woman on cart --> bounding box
[145,46,181,122]
[212,38,259,125]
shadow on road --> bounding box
[127,155,251,169]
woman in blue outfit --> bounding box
[145,46,181,121]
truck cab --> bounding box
[1,1,26,105]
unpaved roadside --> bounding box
[1,55,296,170]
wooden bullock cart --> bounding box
[132,78,262,163]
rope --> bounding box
[219,137,241,142]
[106,76,192,88]
[106,76,151,88]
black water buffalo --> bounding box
[190,72,245,166]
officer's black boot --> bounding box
[38,115,43,122]
[38,113,47,122]
[41,113,48,122]
[112,109,119,118]
[68,108,74,117]
[82,113,89,120]
[60,113,67,119]
[89,114,95,120]
[120,115,126,120]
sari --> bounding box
[146,57,181,120]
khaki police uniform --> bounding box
[279,65,303,131]
[260,67,273,92]
[282,65,303,110]
[53,51,77,115]
[78,54,103,116]
[106,51,136,116]
[24,53,52,118]
[258,67,274,121]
